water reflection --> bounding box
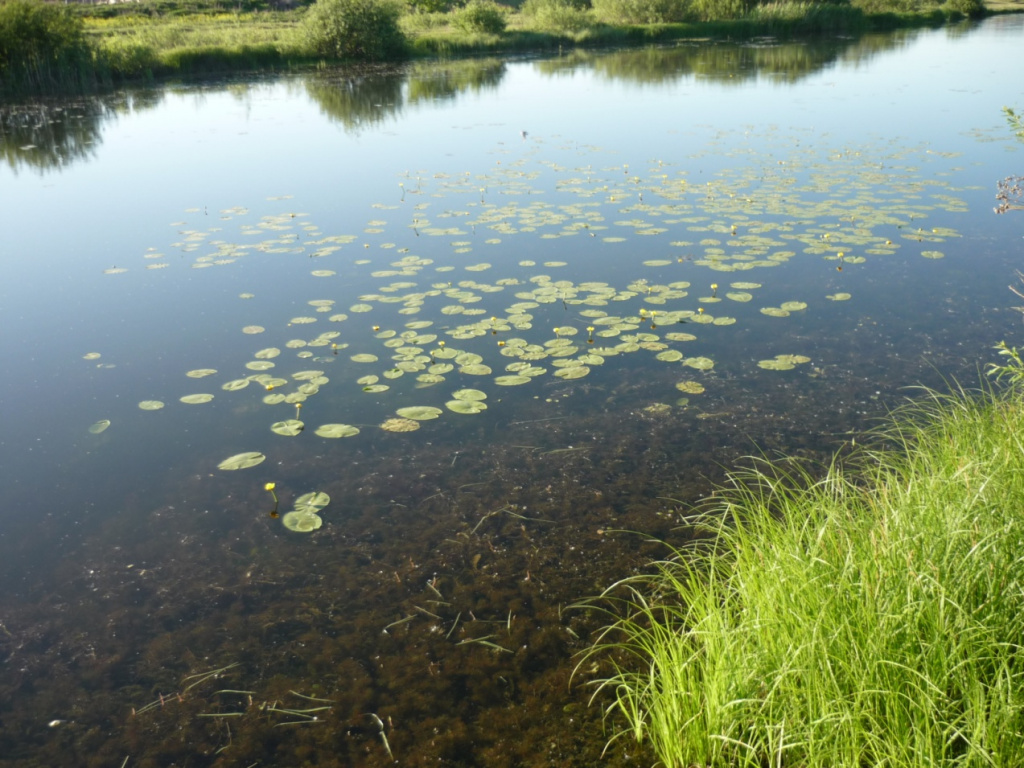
[406,58,506,105]
[0,91,164,174]
[535,32,917,84]
[304,70,406,132]
[0,29,939,173]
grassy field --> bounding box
[578,382,1024,767]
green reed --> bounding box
[579,384,1024,767]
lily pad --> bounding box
[780,301,807,312]
[294,491,331,513]
[446,399,488,414]
[683,357,715,371]
[494,375,531,386]
[315,423,360,438]
[138,400,165,410]
[282,510,323,533]
[676,381,705,394]
[180,394,214,404]
[826,293,852,301]
[452,388,487,401]
[271,419,305,436]
[554,366,590,380]
[381,417,420,432]
[218,451,266,470]
[222,378,250,391]
[396,406,443,421]
[88,419,111,434]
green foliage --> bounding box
[77,0,277,20]
[849,0,942,13]
[581,387,1024,767]
[0,0,95,92]
[988,341,1024,384]
[688,0,751,20]
[406,0,455,12]
[747,1,866,32]
[590,0,690,24]
[941,0,983,16]
[98,38,159,78]
[521,0,593,34]
[1006,106,1024,141]
[453,0,508,33]
[302,0,406,61]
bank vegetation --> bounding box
[1,0,1014,94]
[578,373,1024,767]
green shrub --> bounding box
[942,0,983,16]
[688,0,750,20]
[849,0,936,12]
[453,0,508,33]
[521,0,593,33]
[590,0,689,24]
[98,38,159,79]
[0,0,95,92]
[302,0,406,61]
[407,0,455,12]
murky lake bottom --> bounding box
[2,16,1023,767]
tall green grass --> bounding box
[580,385,1024,767]
[0,0,97,93]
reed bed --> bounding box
[580,385,1024,767]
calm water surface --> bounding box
[1,17,1023,767]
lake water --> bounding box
[1,16,1023,766]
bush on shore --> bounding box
[302,0,406,61]
[0,0,96,91]
[453,0,509,33]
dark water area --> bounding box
[1,16,1023,767]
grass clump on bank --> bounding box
[581,385,1024,767]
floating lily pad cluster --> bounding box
[758,354,812,371]
[89,135,967,467]
[281,491,330,533]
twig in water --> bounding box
[471,506,555,534]
[368,713,394,760]
[288,690,334,703]
[457,635,513,653]
[183,663,240,693]
[446,612,462,640]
